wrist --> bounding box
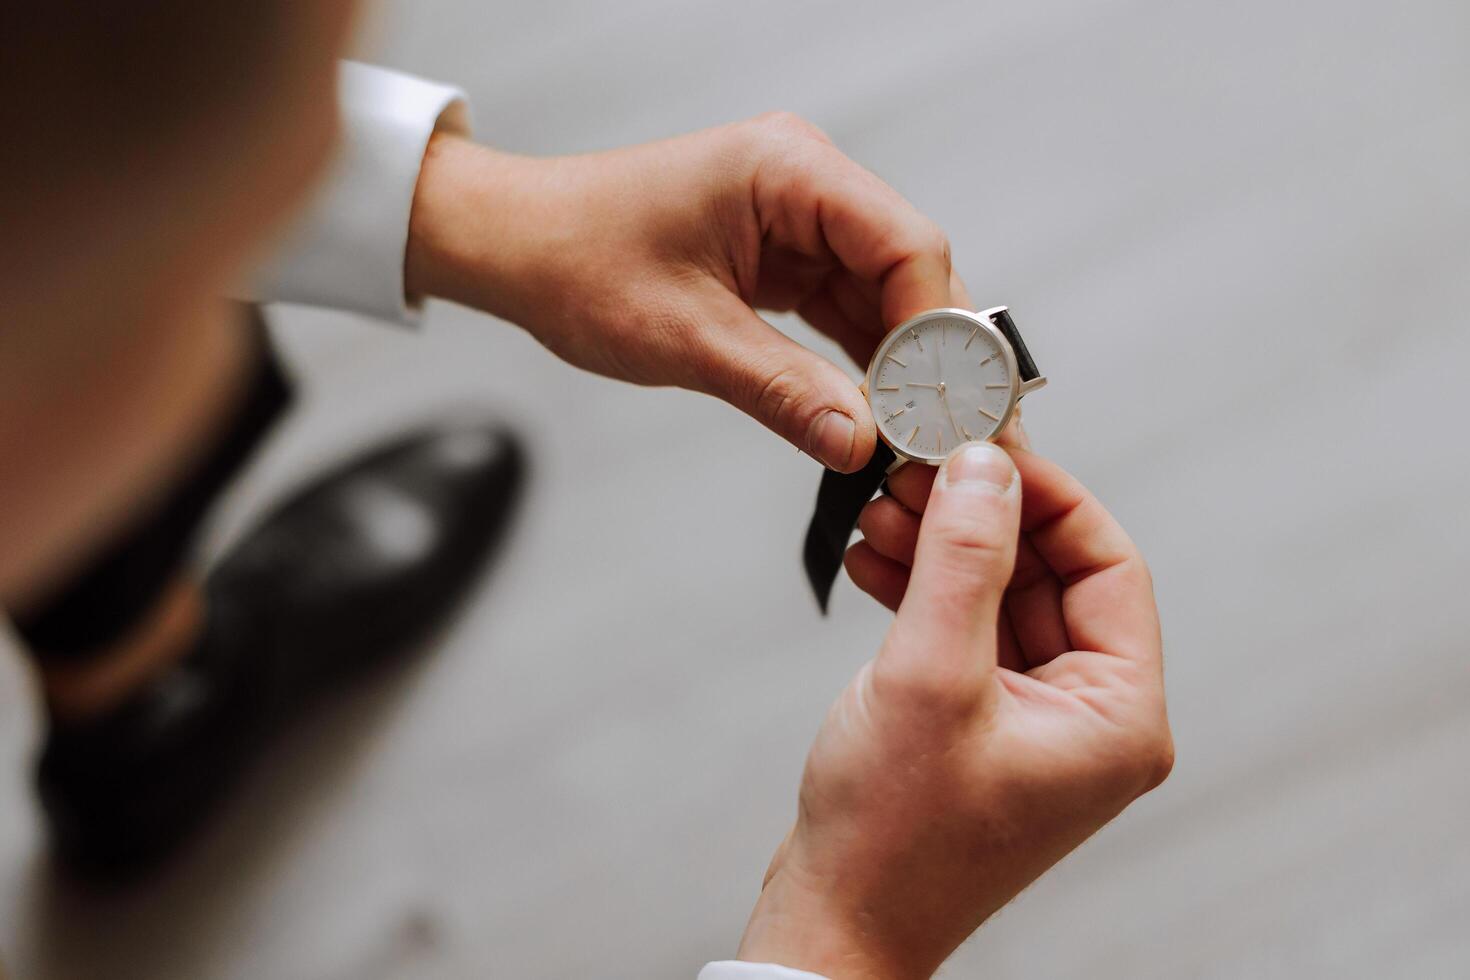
[737,864,936,980]
[404,131,536,317]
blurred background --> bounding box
[1,0,1467,976]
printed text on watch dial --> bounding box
[872,315,1012,459]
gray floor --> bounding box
[3,1,1469,977]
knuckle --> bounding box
[925,223,953,267]
[752,110,831,144]
[942,523,1008,557]
[751,364,813,435]
[929,511,1011,568]
[1141,729,1176,791]
[882,216,952,276]
[1101,722,1175,795]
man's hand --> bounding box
[736,442,1172,979]
[405,114,962,472]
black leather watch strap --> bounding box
[803,442,896,613]
[991,308,1041,382]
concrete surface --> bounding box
[2,0,1467,976]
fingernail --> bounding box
[808,411,856,470]
[944,442,1013,490]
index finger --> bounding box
[1009,449,1161,672]
[818,163,952,327]
[754,135,953,328]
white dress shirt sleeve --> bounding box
[248,61,830,980]
[243,61,469,325]
[698,962,829,980]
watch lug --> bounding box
[1019,376,1048,397]
[858,380,868,398]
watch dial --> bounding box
[869,311,1015,462]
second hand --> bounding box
[937,382,966,444]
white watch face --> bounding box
[867,309,1018,463]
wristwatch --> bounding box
[802,306,1046,612]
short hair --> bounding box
[0,4,293,200]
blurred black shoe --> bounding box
[36,424,525,879]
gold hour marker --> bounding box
[936,428,943,452]
[964,326,979,350]
[962,426,975,441]
[980,356,995,367]
[910,329,923,353]
[876,385,899,392]
[985,383,1009,389]
[977,407,1000,422]
[905,425,921,446]
[885,405,909,422]
[885,354,908,368]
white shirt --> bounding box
[697,963,827,980]
[245,61,468,323]
[245,61,830,980]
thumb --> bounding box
[695,296,877,472]
[884,442,1021,696]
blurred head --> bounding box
[0,2,361,602]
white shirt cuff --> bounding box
[698,962,829,980]
[244,61,469,325]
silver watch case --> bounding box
[859,306,1045,468]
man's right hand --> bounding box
[406,115,967,474]
[736,442,1173,979]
